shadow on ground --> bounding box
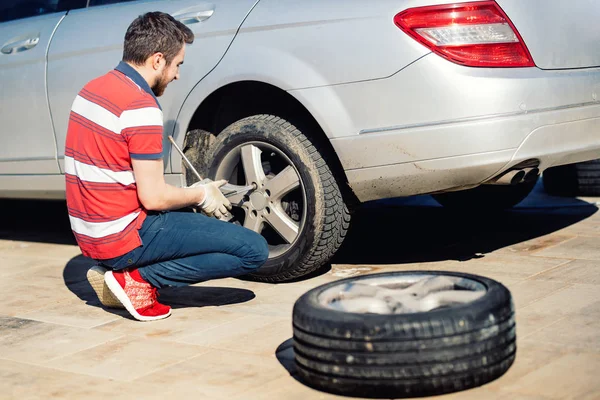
[332,184,598,265]
[0,181,597,280]
[63,254,256,316]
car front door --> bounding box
[47,0,258,174]
[0,1,84,174]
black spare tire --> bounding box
[292,271,516,398]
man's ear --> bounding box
[152,53,165,70]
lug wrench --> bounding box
[168,136,255,221]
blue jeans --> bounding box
[99,211,269,288]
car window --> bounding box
[88,0,138,6]
[0,0,86,23]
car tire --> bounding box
[182,128,217,184]
[292,271,516,398]
[206,114,350,282]
[432,178,538,210]
[543,160,600,197]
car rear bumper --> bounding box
[289,54,600,202]
[334,103,600,202]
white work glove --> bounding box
[190,179,232,219]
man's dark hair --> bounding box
[123,12,194,66]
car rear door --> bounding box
[0,1,80,175]
[47,0,258,174]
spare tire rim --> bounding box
[214,141,307,258]
[318,274,487,314]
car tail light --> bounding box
[394,1,535,67]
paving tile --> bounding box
[579,393,600,400]
[515,308,566,339]
[1,257,88,289]
[498,234,577,255]
[526,315,600,351]
[0,317,117,364]
[174,314,291,355]
[1,194,599,399]
[45,335,209,382]
[509,280,572,309]
[484,341,564,393]
[387,255,568,287]
[328,264,388,279]
[560,216,600,237]
[139,349,289,398]
[231,375,351,400]
[0,240,18,250]
[0,242,81,260]
[532,236,600,260]
[18,298,124,329]
[0,240,44,251]
[493,394,556,400]
[501,353,600,399]
[530,260,600,285]
[446,253,572,281]
[330,260,523,286]
[94,306,247,341]
[0,281,82,316]
[308,261,501,285]
[519,284,600,317]
[0,255,58,278]
[327,262,474,283]
[224,284,314,317]
[0,358,209,400]
[493,395,552,400]
[427,387,510,400]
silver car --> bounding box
[1,0,599,281]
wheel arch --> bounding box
[179,80,359,208]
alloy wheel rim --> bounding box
[318,274,487,314]
[214,141,307,258]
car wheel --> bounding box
[432,178,538,210]
[543,159,600,197]
[206,114,350,282]
[292,271,516,398]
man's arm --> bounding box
[132,158,205,211]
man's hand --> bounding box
[191,179,232,219]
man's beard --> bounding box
[152,70,169,97]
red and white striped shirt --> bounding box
[65,62,163,260]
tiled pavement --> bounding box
[1,183,599,400]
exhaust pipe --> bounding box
[493,169,526,185]
[523,167,540,183]
[488,167,540,185]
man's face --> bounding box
[152,45,186,97]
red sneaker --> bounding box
[104,268,171,321]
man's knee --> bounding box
[245,233,269,269]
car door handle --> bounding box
[1,36,40,54]
[174,10,214,25]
